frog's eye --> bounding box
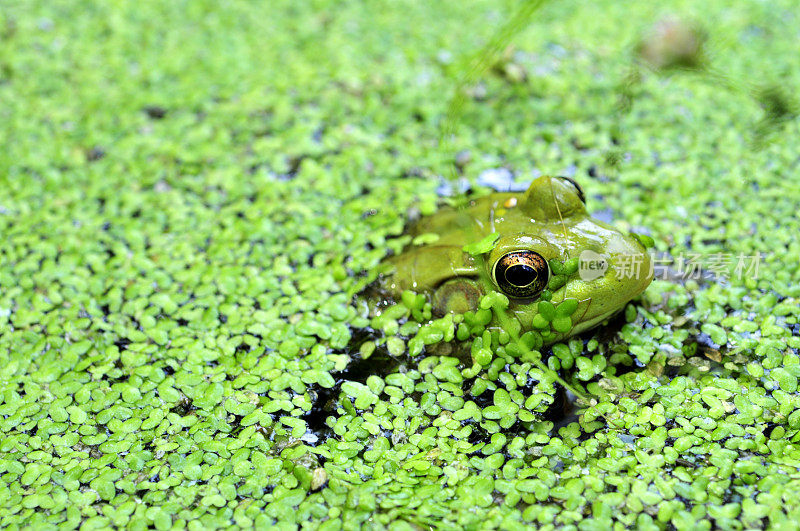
[492,251,550,298]
[558,176,586,204]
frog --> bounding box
[378,175,653,345]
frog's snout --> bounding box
[613,237,654,297]
[623,251,654,301]
[602,237,653,305]
[570,235,653,329]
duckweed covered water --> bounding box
[2,1,800,529]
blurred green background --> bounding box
[1,0,800,529]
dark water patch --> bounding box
[341,327,405,382]
[86,146,106,161]
[143,105,167,119]
[300,384,339,441]
[544,387,574,426]
[114,337,132,351]
[171,395,194,416]
[461,386,574,450]
[303,327,405,439]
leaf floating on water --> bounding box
[704,349,722,363]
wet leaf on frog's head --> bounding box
[462,232,500,256]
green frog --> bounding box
[379,175,653,345]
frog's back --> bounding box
[383,192,521,293]
[405,193,516,245]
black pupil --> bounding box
[505,264,536,287]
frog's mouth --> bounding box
[566,301,625,336]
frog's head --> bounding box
[381,175,653,343]
[489,176,653,337]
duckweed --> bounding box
[2,0,800,529]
